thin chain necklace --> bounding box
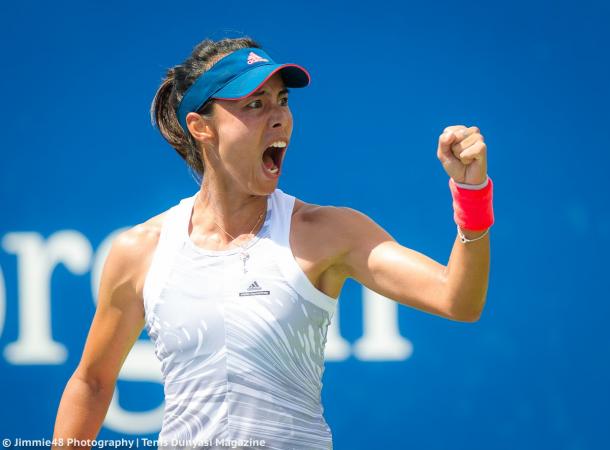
[196,194,266,274]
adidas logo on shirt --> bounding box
[248,281,261,291]
[239,280,270,297]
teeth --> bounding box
[263,161,278,174]
[263,141,284,175]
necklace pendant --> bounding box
[239,251,250,274]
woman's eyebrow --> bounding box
[252,88,291,97]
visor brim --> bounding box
[213,63,310,101]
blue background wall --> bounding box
[1,0,609,448]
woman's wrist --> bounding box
[453,175,489,190]
[459,226,488,239]
[449,176,494,240]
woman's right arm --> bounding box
[52,224,158,446]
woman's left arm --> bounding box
[334,125,491,322]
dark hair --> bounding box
[150,37,262,179]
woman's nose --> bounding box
[270,104,290,129]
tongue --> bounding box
[263,152,276,169]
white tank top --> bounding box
[143,188,337,450]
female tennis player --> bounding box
[53,37,493,449]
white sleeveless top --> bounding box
[143,188,337,450]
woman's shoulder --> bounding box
[291,197,353,245]
[114,194,189,254]
[292,196,376,244]
[292,196,348,225]
[104,209,171,296]
[121,212,167,250]
[110,213,164,258]
[290,197,361,274]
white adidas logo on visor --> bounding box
[247,52,269,65]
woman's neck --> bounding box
[191,178,268,246]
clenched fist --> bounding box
[437,125,488,185]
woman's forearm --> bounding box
[52,374,114,449]
[443,230,490,321]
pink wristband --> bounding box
[449,176,494,231]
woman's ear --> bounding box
[186,112,215,143]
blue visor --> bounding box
[176,47,310,133]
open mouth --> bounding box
[261,145,285,176]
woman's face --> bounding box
[207,72,293,195]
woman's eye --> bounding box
[246,97,289,109]
[246,100,263,109]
